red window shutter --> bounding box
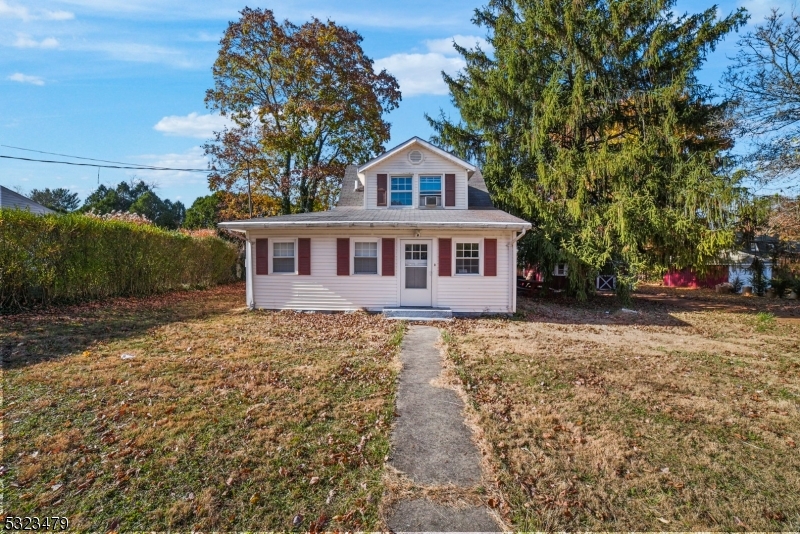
[377,174,387,206]
[484,239,497,276]
[382,238,395,276]
[255,238,268,275]
[298,238,311,275]
[439,238,452,277]
[337,238,350,275]
[445,173,456,207]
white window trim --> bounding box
[351,237,381,275]
[553,263,568,277]
[270,237,298,275]
[453,238,482,276]
[389,175,414,209]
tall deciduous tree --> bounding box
[205,8,401,215]
[724,10,800,191]
[430,0,747,297]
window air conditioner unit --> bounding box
[424,195,440,207]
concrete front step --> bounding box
[382,307,453,321]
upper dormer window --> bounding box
[391,176,412,206]
[419,176,442,207]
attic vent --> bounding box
[408,150,424,165]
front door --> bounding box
[400,240,432,307]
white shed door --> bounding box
[400,240,432,307]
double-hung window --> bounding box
[273,241,295,273]
[455,242,480,275]
[354,241,378,274]
[391,176,412,207]
[419,175,441,207]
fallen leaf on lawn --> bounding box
[657,517,670,524]
[309,476,320,485]
[249,493,260,504]
[292,514,303,527]
[120,353,135,360]
[82,351,91,357]
[487,497,498,508]
[226,474,235,486]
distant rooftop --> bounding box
[0,185,54,215]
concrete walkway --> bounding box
[385,326,499,532]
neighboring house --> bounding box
[220,137,531,315]
[0,185,54,215]
[663,250,773,290]
[725,251,773,289]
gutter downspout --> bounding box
[510,226,530,314]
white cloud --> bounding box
[7,72,45,85]
[42,9,74,20]
[424,34,491,56]
[739,0,793,23]
[77,41,196,68]
[0,1,73,21]
[14,34,59,49]
[132,146,209,187]
[154,112,231,138]
[375,52,465,97]
[0,0,29,20]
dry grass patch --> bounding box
[443,289,800,531]
[2,284,404,531]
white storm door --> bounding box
[400,240,432,307]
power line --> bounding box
[0,143,193,170]
[0,154,213,173]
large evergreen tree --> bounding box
[430,0,748,297]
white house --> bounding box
[219,137,531,317]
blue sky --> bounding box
[0,0,785,207]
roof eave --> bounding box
[218,220,531,231]
[357,137,477,173]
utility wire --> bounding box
[0,143,194,170]
[0,154,213,172]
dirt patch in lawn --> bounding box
[442,287,800,531]
[1,284,404,531]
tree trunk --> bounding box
[281,153,292,215]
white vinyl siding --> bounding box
[437,235,512,312]
[365,147,468,209]
[248,231,514,313]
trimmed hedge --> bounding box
[0,209,239,311]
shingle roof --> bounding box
[467,169,493,209]
[220,155,530,231]
[220,205,529,229]
[335,164,363,208]
[0,185,54,215]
